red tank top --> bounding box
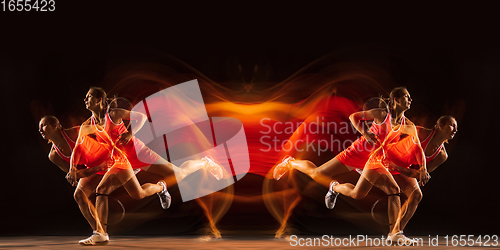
[53,129,77,163]
[369,112,405,145]
[92,113,127,143]
[73,135,112,168]
[92,113,146,158]
[386,135,420,168]
[387,129,444,169]
[419,129,444,162]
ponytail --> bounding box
[379,95,390,109]
[106,95,118,112]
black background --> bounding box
[1,2,499,236]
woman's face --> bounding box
[395,89,412,111]
[442,118,458,140]
[84,89,101,111]
[39,118,56,140]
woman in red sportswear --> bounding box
[275,87,428,184]
[73,87,224,244]
[39,115,107,240]
[273,87,429,242]
[385,116,458,236]
[84,87,223,186]
[68,90,169,246]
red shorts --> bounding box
[336,137,380,169]
[386,136,421,175]
[364,148,391,174]
[120,138,161,169]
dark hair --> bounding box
[106,95,119,110]
[89,87,108,109]
[388,87,408,108]
[379,95,389,109]
[41,115,60,127]
[378,87,408,111]
[437,115,456,126]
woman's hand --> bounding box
[117,131,133,145]
[65,166,79,186]
[80,163,109,178]
[363,131,380,145]
[418,167,431,186]
[388,163,419,178]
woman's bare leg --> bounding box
[196,194,221,239]
[74,175,103,232]
[394,174,422,231]
[146,158,208,186]
[335,167,402,234]
[94,173,122,235]
[372,172,402,235]
[274,189,301,239]
[93,167,163,234]
[290,157,351,188]
[118,168,163,199]
[334,167,381,200]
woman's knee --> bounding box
[129,191,144,200]
[410,188,423,203]
[298,160,317,175]
[351,192,367,200]
[344,184,368,200]
[123,182,145,200]
[96,185,113,196]
[385,185,401,196]
[74,188,84,202]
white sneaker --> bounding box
[325,181,339,209]
[273,155,294,180]
[388,231,415,245]
[201,155,223,180]
[78,231,109,245]
[157,181,171,209]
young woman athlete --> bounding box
[274,87,428,185]
[384,116,458,237]
[83,87,223,187]
[67,115,167,245]
[39,115,107,240]
[72,87,224,244]
[272,87,429,242]
[39,115,79,173]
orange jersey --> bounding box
[92,113,160,169]
[385,129,443,174]
[337,112,405,169]
[386,135,421,168]
[73,135,129,175]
